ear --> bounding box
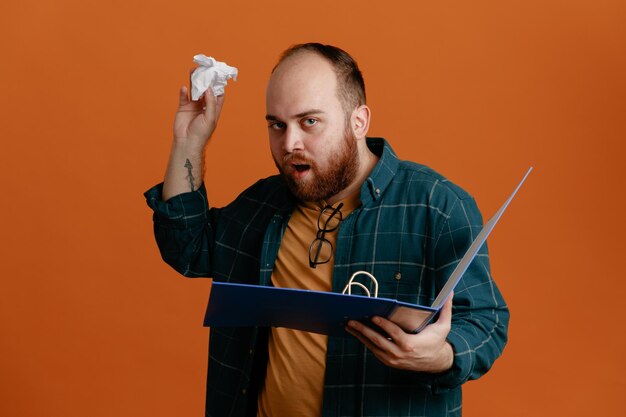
[351,105,371,139]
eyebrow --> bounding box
[265,109,325,121]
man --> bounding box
[145,43,509,416]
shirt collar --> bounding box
[359,137,399,206]
[299,187,361,214]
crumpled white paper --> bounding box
[190,54,238,100]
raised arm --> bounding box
[162,84,225,201]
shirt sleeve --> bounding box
[429,196,510,392]
[144,182,215,277]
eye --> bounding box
[302,118,318,127]
[268,121,286,130]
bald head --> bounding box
[267,51,341,119]
[271,43,366,116]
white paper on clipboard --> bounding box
[430,167,533,309]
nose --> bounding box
[282,125,304,154]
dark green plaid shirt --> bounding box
[145,138,509,417]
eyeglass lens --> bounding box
[309,203,344,268]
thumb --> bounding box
[203,87,217,119]
[436,291,454,325]
[179,86,190,107]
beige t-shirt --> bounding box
[257,194,360,417]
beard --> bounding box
[274,129,360,202]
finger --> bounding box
[179,86,190,107]
[436,291,454,326]
[371,316,409,346]
[215,93,226,118]
[188,67,196,89]
[346,325,384,356]
[348,320,398,353]
[203,87,217,119]
[186,67,199,104]
[347,326,401,368]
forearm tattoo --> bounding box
[184,158,195,192]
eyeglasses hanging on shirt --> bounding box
[309,202,344,268]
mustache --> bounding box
[282,152,313,165]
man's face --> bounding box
[265,52,359,202]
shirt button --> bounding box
[394,272,402,280]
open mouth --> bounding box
[288,162,311,179]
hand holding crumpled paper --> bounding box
[190,54,238,100]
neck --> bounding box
[324,141,379,206]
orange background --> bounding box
[1,1,624,416]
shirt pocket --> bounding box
[368,264,437,306]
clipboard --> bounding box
[204,167,532,337]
